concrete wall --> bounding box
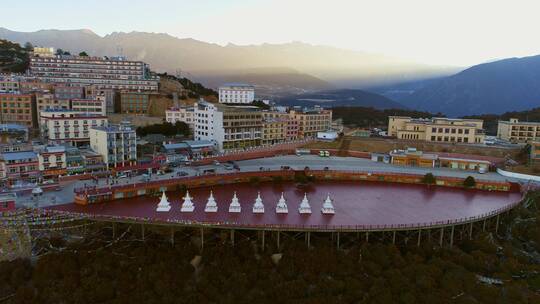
[497,168,540,182]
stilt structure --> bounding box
[180,191,195,212]
[156,191,171,212]
[298,193,312,214]
[229,192,241,213]
[253,192,265,213]
[321,193,335,214]
[276,192,288,214]
[204,191,218,212]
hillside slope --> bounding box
[275,89,404,109]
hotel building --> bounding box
[29,55,159,91]
[71,96,107,116]
[388,116,485,144]
[36,92,70,112]
[218,83,255,104]
[194,100,262,151]
[0,93,37,128]
[497,118,540,143]
[119,91,151,114]
[89,123,137,168]
[165,106,195,129]
[39,109,108,146]
[289,107,332,139]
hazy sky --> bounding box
[4,0,540,66]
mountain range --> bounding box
[275,89,404,109]
[393,55,540,116]
[0,27,454,94]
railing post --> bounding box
[392,230,396,244]
[439,227,444,247]
[262,230,265,251]
[231,229,235,247]
[495,215,500,234]
[141,223,145,241]
[200,227,204,251]
[417,229,421,247]
[469,222,473,240]
[450,225,455,248]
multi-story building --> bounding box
[289,107,332,139]
[388,116,485,144]
[218,83,255,104]
[54,85,84,100]
[89,123,137,168]
[0,93,37,128]
[37,146,67,180]
[497,118,540,143]
[0,151,40,186]
[119,91,151,113]
[261,111,291,144]
[32,47,55,58]
[39,109,108,146]
[165,106,195,129]
[0,76,20,93]
[29,55,159,91]
[84,86,116,114]
[194,100,262,151]
[71,96,107,116]
[36,92,70,112]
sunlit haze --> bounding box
[3,0,540,66]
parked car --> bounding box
[224,164,234,170]
[213,160,221,166]
[117,173,128,179]
[176,171,189,177]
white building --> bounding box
[89,122,137,168]
[218,83,255,104]
[70,96,107,116]
[39,109,108,146]
[194,100,262,151]
[29,54,159,91]
[165,106,195,129]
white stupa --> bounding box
[156,191,171,212]
[180,191,195,212]
[321,193,335,214]
[229,192,241,213]
[252,192,265,213]
[204,191,218,212]
[298,193,312,214]
[276,192,288,214]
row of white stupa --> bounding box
[156,191,335,214]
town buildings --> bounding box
[165,106,195,129]
[289,107,332,139]
[0,150,40,186]
[89,123,137,168]
[39,109,108,146]
[37,146,67,181]
[119,91,151,114]
[194,100,262,151]
[388,116,486,144]
[36,92,70,111]
[0,93,37,128]
[497,118,540,143]
[29,55,159,91]
[218,83,255,104]
[70,96,107,116]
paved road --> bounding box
[235,155,515,182]
[16,155,518,208]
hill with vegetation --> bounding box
[331,107,437,128]
[0,39,30,73]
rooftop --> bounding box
[1,151,38,161]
